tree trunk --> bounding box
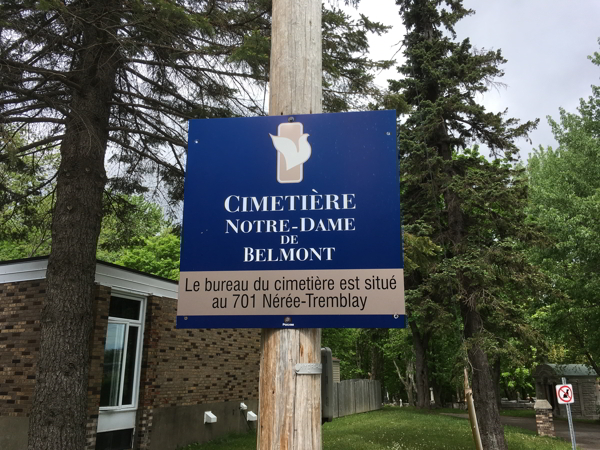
[393,358,416,406]
[584,352,600,379]
[492,358,502,409]
[27,13,120,450]
[439,127,507,450]
[407,361,417,406]
[462,306,507,450]
[409,321,430,409]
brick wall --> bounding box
[0,279,45,417]
[535,408,555,437]
[1,279,261,450]
[135,295,261,449]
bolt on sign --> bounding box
[177,110,405,328]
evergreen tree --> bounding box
[0,1,387,448]
[391,1,539,448]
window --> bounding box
[95,428,134,450]
[100,295,144,409]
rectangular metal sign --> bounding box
[556,384,575,404]
[177,110,405,328]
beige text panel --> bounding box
[177,268,404,316]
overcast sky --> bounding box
[343,0,600,162]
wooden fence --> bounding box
[332,379,382,418]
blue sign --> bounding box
[177,110,404,328]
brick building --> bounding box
[0,257,261,450]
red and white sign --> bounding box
[556,384,575,404]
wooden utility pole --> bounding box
[258,1,322,449]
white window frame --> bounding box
[99,292,146,413]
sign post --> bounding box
[557,378,576,450]
[177,1,404,449]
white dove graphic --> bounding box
[270,133,312,170]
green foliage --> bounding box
[228,30,271,80]
[0,138,58,259]
[527,44,600,373]
[383,328,417,403]
[115,228,180,280]
[322,328,366,380]
[426,325,464,402]
[322,8,393,112]
[97,195,165,262]
[0,240,31,260]
[0,185,174,270]
[403,226,442,276]
[500,367,534,399]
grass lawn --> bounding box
[180,406,572,450]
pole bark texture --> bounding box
[259,1,322,449]
[258,329,322,450]
[268,0,322,117]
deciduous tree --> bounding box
[528,45,600,375]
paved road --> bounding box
[443,414,600,450]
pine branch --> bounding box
[107,136,185,177]
[126,58,266,81]
[0,116,66,125]
[6,135,65,155]
[107,126,185,148]
[0,60,81,90]
[122,66,198,110]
